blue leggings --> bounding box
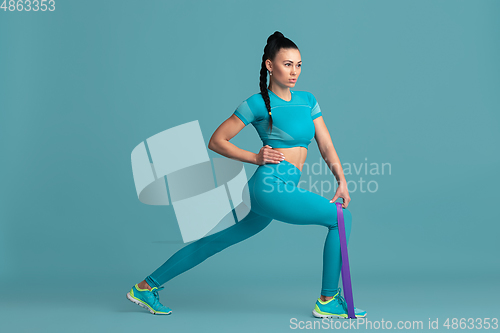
[145,160,352,297]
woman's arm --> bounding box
[313,116,351,207]
[208,114,283,165]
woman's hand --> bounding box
[255,145,285,165]
[330,182,351,208]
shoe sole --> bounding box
[126,292,172,315]
[312,309,366,319]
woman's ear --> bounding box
[265,59,272,73]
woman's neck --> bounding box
[268,84,292,102]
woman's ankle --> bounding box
[320,295,334,302]
[137,280,152,290]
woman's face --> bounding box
[267,48,301,89]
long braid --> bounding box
[259,31,299,134]
[259,57,272,133]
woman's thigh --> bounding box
[250,176,346,229]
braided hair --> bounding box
[260,31,299,133]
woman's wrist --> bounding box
[337,178,347,186]
[252,152,259,165]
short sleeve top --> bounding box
[232,89,322,149]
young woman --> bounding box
[126,31,366,319]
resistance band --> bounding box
[336,202,356,319]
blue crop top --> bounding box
[232,89,322,149]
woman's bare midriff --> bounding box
[272,146,307,172]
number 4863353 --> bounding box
[1,0,56,11]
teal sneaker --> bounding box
[312,288,367,319]
[126,284,172,315]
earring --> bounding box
[270,72,273,76]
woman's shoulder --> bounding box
[233,92,267,122]
[291,89,314,96]
[291,90,318,107]
[242,91,267,111]
[245,91,265,102]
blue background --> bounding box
[1,0,498,332]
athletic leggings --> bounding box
[145,159,352,297]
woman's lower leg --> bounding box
[320,208,352,299]
[143,209,272,288]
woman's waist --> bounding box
[271,147,306,172]
[255,159,302,184]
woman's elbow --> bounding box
[208,139,216,151]
[208,138,223,152]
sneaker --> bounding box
[126,284,172,315]
[312,288,366,319]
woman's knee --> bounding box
[342,208,352,225]
[197,215,271,256]
[189,234,231,259]
[325,206,352,230]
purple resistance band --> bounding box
[336,202,356,319]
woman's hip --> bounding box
[251,160,302,184]
[246,160,344,225]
